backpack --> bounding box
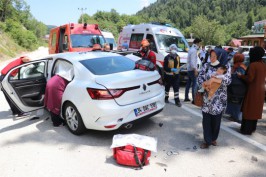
[227,74,247,104]
[135,58,155,71]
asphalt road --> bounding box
[1,49,266,177]
[1,86,266,177]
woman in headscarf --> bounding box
[237,46,266,135]
[225,53,247,123]
[197,49,231,149]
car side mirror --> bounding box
[109,43,113,50]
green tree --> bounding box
[187,15,226,45]
[246,12,254,29]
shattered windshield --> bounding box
[70,34,106,48]
[155,34,189,52]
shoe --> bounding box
[200,143,209,149]
[184,98,191,102]
[191,101,195,105]
[175,102,182,107]
[15,113,25,117]
[211,141,217,146]
[53,122,62,127]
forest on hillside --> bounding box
[1,0,266,54]
[0,0,47,52]
[82,0,266,45]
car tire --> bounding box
[63,102,86,135]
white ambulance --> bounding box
[118,23,201,77]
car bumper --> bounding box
[79,91,165,131]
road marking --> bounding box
[169,100,266,152]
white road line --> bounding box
[169,100,266,152]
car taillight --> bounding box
[87,88,126,100]
[87,86,139,100]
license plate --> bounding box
[134,102,157,117]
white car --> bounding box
[1,52,165,135]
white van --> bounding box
[118,23,201,76]
[102,31,117,50]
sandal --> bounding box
[200,143,209,149]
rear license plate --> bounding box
[134,102,157,117]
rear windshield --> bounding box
[80,56,135,75]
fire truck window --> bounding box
[63,35,69,50]
[129,33,144,49]
[146,34,157,53]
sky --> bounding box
[24,0,157,26]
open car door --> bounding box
[1,59,50,113]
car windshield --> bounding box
[155,34,189,52]
[80,56,135,75]
[105,38,117,47]
[70,34,105,48]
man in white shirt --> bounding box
[199,46,206,61]
[185,38,202,104]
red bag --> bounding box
[113,145,151,168]
[135,59,155,71]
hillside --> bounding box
[0,32,24,61]
[137,0,266,37]
[0,0,47,59]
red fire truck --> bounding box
[49,23,106,54]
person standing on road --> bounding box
[0,56,31,116]
[199,46,206,62]
[185,38,202,104]
[227,47,235,65]
[103,43,111,52]
[139,39,156,66]
[197,49,232,149]
[224,53,247,123]
[164,44,182,107]
[237,46,266,135]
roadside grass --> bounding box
[0,32,25,62]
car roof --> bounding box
[50,51,123,63]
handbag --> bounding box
[194,91,204,107]
[113,145,151,168]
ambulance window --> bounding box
[129,34,144,49]
[51,33,56,47]
[146,34,157,53]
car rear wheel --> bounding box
[64,102,86,135]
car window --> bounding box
[10,62,45,80]
[129,33,144,49]
[80,56,135,75]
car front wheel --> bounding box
[64,102,86,135]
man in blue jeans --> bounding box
[185,38,202,104]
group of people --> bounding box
[1,38,265,148]
[196,43,266,148]
[125,37,266,148]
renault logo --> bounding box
[143,84,147,91]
